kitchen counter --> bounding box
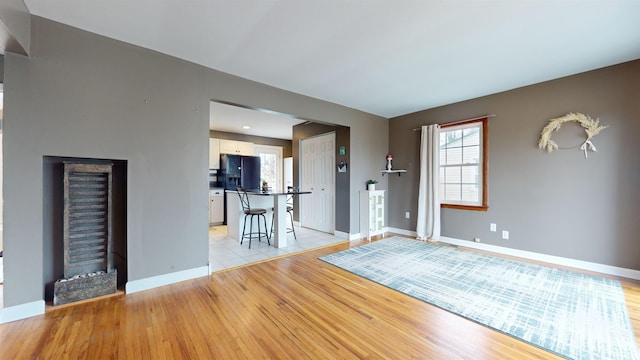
[226,190,311,248]
[225,190,275,245]
[209,188,224,225]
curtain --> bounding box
[416,124,441,241]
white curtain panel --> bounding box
[416,124,441,241]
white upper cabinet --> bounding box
[209,138,220,169]
[219,139,254,156]
[235,141,255,155]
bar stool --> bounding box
[270,190,297,240]
[236,187,270,249]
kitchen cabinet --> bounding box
[209,188,224,225]
[209,138,220,169]
[219,139,254,156]
[360,190,385,241]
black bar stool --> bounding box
[236,187,270,249]
[270,188,297,240]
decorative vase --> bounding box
[367,184,375,191]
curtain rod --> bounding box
[412,114,496,131]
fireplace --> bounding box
[43,157,127,305]
[53,162,116,305]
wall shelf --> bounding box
[381,170,407,176]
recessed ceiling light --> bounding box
[242,125,251,129]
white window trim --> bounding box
[439,118,488,211]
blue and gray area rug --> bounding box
[319,237,640,360]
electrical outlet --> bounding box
[474,237,481,243]
[502,230,509,240]
[405,212,410,219]
[490,223,497,232]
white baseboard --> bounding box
[331,230,362,241]
[386,227,640,281]
[0,300,45,324]
[350,227,398,241]
[126,266,209,294]
[386,227,416,237]
[349,232,362,241]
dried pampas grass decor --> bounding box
[538,112,608,158]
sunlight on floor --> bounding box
[209,225,348,273]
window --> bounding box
[439,118,487,211]
[254,145,283,192]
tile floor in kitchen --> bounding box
[208,224,349,273]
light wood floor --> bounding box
[1,236,639,359]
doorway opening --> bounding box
[207,101,350,272]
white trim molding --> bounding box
[386,227,415,238]
[333,230,351,240]
[0,300,45,324]
[386,227,640,281]
[126,266,209,294]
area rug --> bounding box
[319,237,640,360]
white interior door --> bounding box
[300,132,335,233]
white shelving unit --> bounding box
[360,190,385,241]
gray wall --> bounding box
[389,59,640,270]
[2,16,386,308]
[4,16,209,306]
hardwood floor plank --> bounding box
[1,236,638,359]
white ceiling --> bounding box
[23,0,640,131]
[209,101,305,140]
